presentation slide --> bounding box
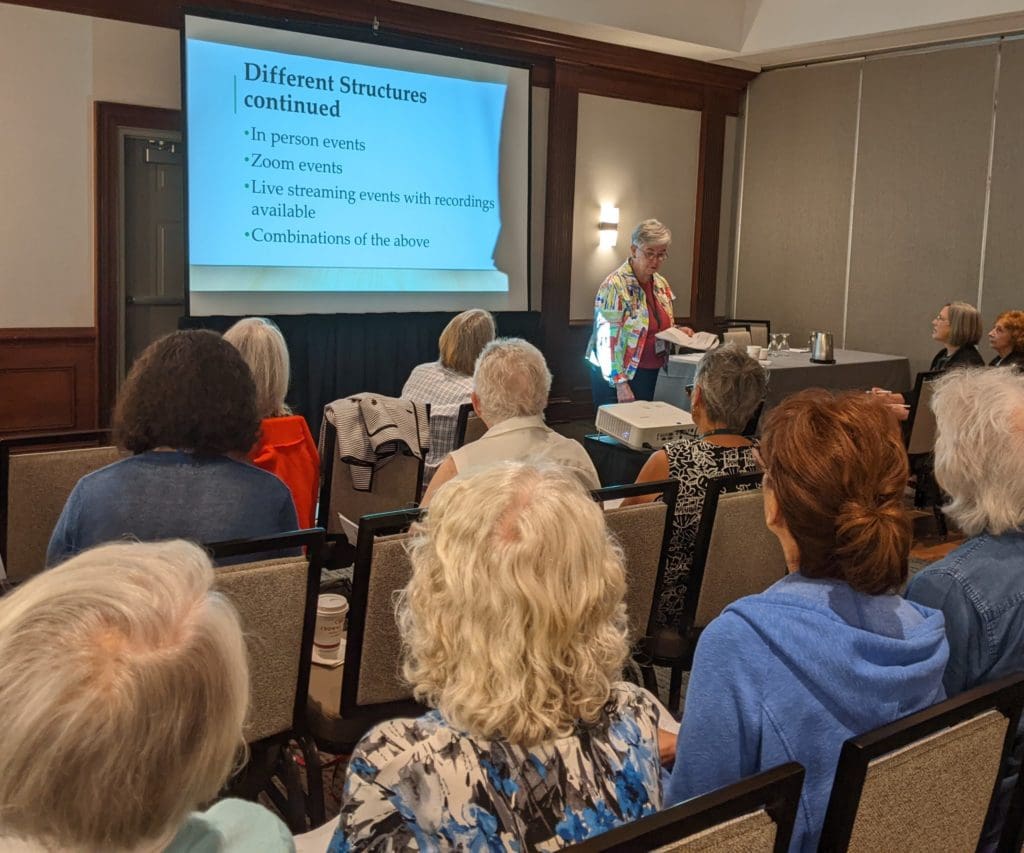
[183,15,531,316]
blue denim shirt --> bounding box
[906,530,1024,698]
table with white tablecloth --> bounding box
[654,348,912,413]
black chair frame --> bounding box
[903,369,946,536]
[653,471,764,712]
[566,761,804,852]
[316,417,427,569]
[591,479,680,698]
[818,673,1024,853]
[206,527,327,833]
[308,507,427,755]
[0,429,113,567]
[453,401,475,450]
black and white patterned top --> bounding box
[402,361,475,472]
[658,438,759,629]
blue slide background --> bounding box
[187,39,507,274]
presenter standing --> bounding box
[586,219,693,409]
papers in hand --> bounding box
[655,328,720,351]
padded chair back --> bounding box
[208,529,324,744]
[723,329,752,350]
[565,762,803,853]
[689,474,786,630]
[336,509,423,714]
[906,370,942,456]
[454,402,488,449]
[596,480,679,643]
[1,432,120,580]
[819,674,1024,853]
[317,419,425,542]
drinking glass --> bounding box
[778,332,791,354]
[769,333,783,355]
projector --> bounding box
[595,401,696,451]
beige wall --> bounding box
[734,39,1022,378]
[570,93,701,322]
[0,4,180,329]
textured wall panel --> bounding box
[846,45,997,378]
[570,94,701,322]
[734,62,861,345]
[981,39,1024,345]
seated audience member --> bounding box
[223,317,319,527]
[401,308,496,478]
[906,368,1024,847]
[987,309,1024,368]
[665,391,948,852]
[872,301,985,415]
[0,540,293,852]
[625,345,765,628]
[422,338,600,502]
[329,464,665,850]
[46,330,298,566]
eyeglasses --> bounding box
[934,314,950,324]
[685,384,694,397]
[639,248,669,262]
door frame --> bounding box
[95,102,181,426]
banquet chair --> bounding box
[565,762,804,853]
[0,430,119,581]
[904,370,945,534]
[730,319,771,349]
[306,508,426,754]
[453,401,488,449]
[316,417,426,565]
[818,673,1024,853]
[722,328,753,349]
[592,480,679,694]
[207,528,326,833]
[650,472,787,712]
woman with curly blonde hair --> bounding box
[328,463,666,850]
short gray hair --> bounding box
[0,540,249,850]
[631,219,672,249]
[946,301,982,348]
[474,338,551,423]
[693,345,768,431]
[223,317,291,419]
[932,368,1024,536]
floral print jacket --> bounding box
[586,259,675,385]
[328,683,664,851]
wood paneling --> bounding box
[690,93,728,330]
[0,329,97,436]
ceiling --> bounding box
[394,0,1024,69]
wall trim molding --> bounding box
[4,0,754,101]
[0,327,96,341]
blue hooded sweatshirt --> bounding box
[665,572,949,852]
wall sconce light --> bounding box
[599,204,619,249]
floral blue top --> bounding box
[328,683,664,851]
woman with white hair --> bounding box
[626,345,766,629]
[422,337,600,502]
[586,219,695,408]
[401,308,496,478]
[0,540,293,852]
[224,317,319,528]
[328,464,666,850]
[907,367,1024,847]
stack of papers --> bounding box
[656,328,720,351]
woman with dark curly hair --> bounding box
[46,330,299,567]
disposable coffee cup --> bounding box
[314,594,349,660]
[746,345,760,359]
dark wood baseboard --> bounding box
[0,328,98,436]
